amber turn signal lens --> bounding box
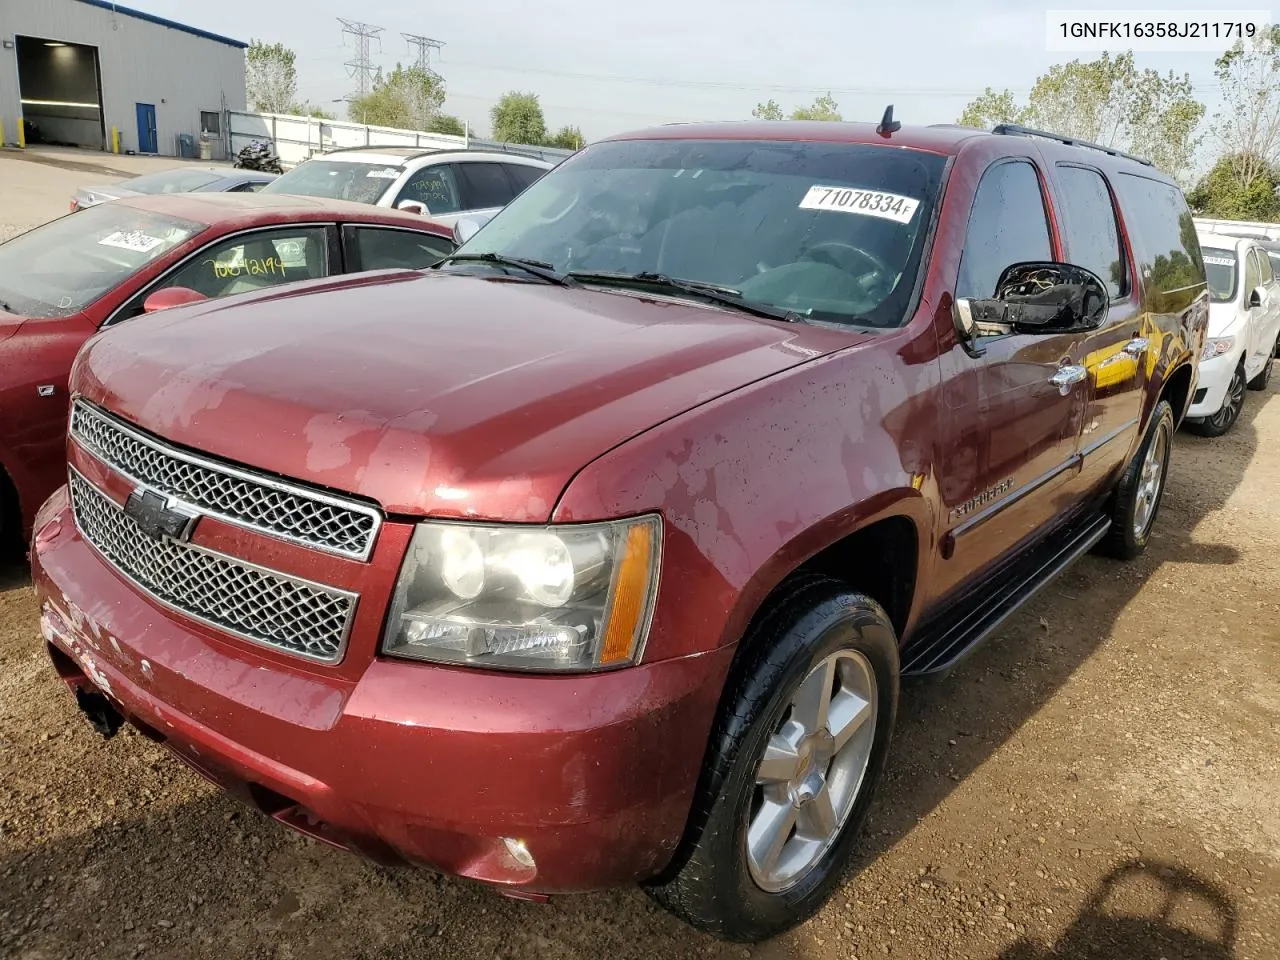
[598,521,657,665]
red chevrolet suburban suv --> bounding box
[31,119,1209,942]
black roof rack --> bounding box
[991,123,1153,167]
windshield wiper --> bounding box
[435,252,579,287]
[570,271,802,322]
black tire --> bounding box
[646,578,900,942]
[1096,399,1174,561]
[1248,350,1274,391]
[1186,362,1246,437]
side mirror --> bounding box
[955,262,1109,344]
[453,214,488,246]
[397,200,430,216]
[143,287,208,314]
[1249,286,1265,308]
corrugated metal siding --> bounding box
[0,0,244,154]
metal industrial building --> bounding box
[0,0,245,156]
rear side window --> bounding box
[1112,174,1205,313]
[458,163,517,209]
[957,160,1053,300]
[503,163,545,193]
[351,226,453,271]
[1054,165,1127,299]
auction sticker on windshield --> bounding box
[98,230,165,254]
[366,168,400,179]
[799,185,920,224]
[1203,255,1236,266]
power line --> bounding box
[338,18,383,101]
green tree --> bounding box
[491,92,547,145]
[751,94,842,122]
[1187,154,1280,221]
[790,93,842,122]
[546,125,584,150]
[752,99,785,121]
[349,65,447,130]
[957,87,1028,128]
[292,101,334,120]
[956,52,1204,182]
[427,113,467,137]
[246,40,297,114]
[1212,26,1280,196]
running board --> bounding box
[901,512,1111,678]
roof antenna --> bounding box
[876,104,901,137]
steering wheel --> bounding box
[800,241,891,278]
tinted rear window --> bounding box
[1054,165,1127,299]
[1112,174,1205,313]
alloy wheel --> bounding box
[1132,417,1170,539]
[746,649,877,893]
[1209,368,1246,432]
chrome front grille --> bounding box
[69,469,356,663]
[70,401,381,561]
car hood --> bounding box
[1207,302,1242,339]
[72,272,861,521]
[0,313,26,344]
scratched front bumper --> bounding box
[31,486,732,892]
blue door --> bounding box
[135,103,157,154]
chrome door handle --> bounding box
[1050,364,1088,394]
[1125,338,1150,355]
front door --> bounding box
[935,157,1087,600]
[135,103,157,154]
[1051,164,1145,493]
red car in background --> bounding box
[0,194,457,544]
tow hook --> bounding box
[74,686,125,739]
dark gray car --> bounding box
[70,167,278,211]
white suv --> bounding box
[260,148,554,228]
[1186,231,1280,436]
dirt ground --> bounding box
[1,149,1279,960]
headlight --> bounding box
[382,515,661,672]
[1201,336,1235,361]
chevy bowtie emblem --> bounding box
[123,488,198,542]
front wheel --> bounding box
[1097,399,1174,560]
[646,579,899,942]
[1187,364,1246,437]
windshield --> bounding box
[454,138,948,327]
[0,204,204,318]
[261,160,400,205]
[123,168,226,194]
[1201,247,1237,303]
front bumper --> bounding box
[32,488,734,893]
[1186,349,1240,419]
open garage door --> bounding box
[16,35,105,150]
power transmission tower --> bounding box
[402,33,445,71]
[402,33,445,129]
[338,18,383,101]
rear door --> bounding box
[1051,163,1145,494]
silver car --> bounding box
[70,167,278,212]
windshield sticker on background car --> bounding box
[1203,256,1235,267]
[366,168,401,179]
[799,185,920,224]
[97,230,166,253]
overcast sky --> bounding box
[130,0,1251,152]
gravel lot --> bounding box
[1,149,1278,960]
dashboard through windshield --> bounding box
[452,138,948,327]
